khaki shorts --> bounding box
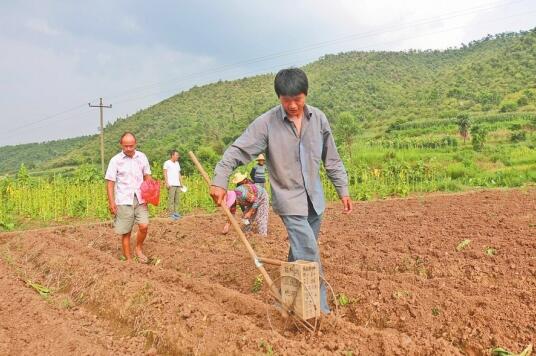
[114,196,149,234]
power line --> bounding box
[3,0,527,137]
[1,0,532,142]
[104,0,528,102]
[6,6,536,144]
[2,6,535,145]
[1,103,88,137]
[112,7,536,106]
[9,3,533,140]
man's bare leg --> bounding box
[135,224,148,262]
[121,232,132,261]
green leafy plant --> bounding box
[16,163,30,185]
[334,111,361,159]
[60,298,73,309]
[251,274,263,293]
[0,220,15,231]
[148,256,162,266]
[484,246,497,256]
[471,125,488,151]
[259,340,275,356]
[432,307,440,316]
[26,280,50,299]
[491,344,532,356]
[337,293,350,306]
[456,239,471,251]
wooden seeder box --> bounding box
[280,260,320,320]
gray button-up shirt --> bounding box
[213,104,349,216]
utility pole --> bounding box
[89,98,112,174]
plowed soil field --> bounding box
[1,189,535,355]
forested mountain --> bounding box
[1,28,535,175]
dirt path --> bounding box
[0,188,535,355]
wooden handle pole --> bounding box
[188,151,286,312]
[258,257,284,266]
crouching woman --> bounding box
[222,172,269,236]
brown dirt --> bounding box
[1,188,535,355]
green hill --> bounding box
[1,28,535,176]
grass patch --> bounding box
[60,298,73,309]
[456,239,471,252]
[148,256,162,266]
[484,246,497,256]
[26,280,51,299]
[0,220,15,231]
[259,340,276,356]
[392,290,411,299]
[0,246,14,266]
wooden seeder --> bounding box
[189,151,332,333]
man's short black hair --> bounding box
[169,149,179,157]
[119,131,136,143]
[274,68,308,97]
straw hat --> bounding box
[256,154,265,161]
[231,172,248,184]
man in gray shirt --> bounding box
[210,68,352,314]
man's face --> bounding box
[279,93,306,119]
[172,152,179,161]
[121,135,137,157]
[258,159,265,166]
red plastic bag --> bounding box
[140,180,160,206]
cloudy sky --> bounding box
[1,0,534,146]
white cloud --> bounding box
[0,34,221,145]
[119,16,141,33]
[24,18,61,36]
[300,0,510,50]
[1,0,534,146]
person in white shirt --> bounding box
[163,150,182,220]
[105,132,152,263]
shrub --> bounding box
[517,95,529,106]
[510,131,527,142]
[499,100,517,112]
[471,125,487,151]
